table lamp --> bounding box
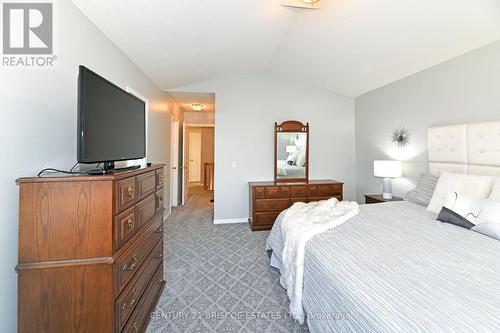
[374,160,402,200]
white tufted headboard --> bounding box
[428,121,500,176]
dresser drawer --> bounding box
[254,199,289,212]
[115,239,163,332]
[114,207,136,251]
[291,186,308,197]
[116,177,136,213]
[156,169,164,188]
[290,197,307,204]
[252,211,281,228]
[136,171,156,201]
[254,187,265,199]
[136,194,156,229]
[317,184,341,196]
[265,187,282,199]
[309,195,343,203]
[155,189,164,213]
[122,264,164,333]
[114,215,163,297]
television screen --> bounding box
[77,66,145,164]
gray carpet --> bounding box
[146,186,308,333]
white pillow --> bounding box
[443,191,485,224]
[427,172,495,213]
[475,199,500,224]
[489,178,500,200]
[296,151,306,167]
[286,150,300,164]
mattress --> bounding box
[276,160,306,178]
[266,201,500,332]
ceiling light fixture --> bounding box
[301,0,320,4]
[192,103,205,111]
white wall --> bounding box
[355,40,500,202]
[175,73,356,221]
[0,2,173,331]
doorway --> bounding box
[188,132,201,183]
[168,92,215,207]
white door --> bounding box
[170,117,179,206]
[188,132,201,182]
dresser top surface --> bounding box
[17,164,165,184]
[249,179,343,186]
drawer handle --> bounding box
[154,254,163,260]
[158,276,163,284]
[127,185,134,197]
[127,218,134,228]
[133,321,139,332]
[122,254,137,272]
[122,288,138,311]
[159,175,164,182]
[155,227,163,234]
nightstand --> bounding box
[364,194,403,204]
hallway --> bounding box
[146,186,307,333]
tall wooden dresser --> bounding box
[249,180,344,231]
[16,165,166,333]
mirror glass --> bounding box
[276,132,307,180]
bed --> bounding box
[277,160,306,178]
[267,201,500,332]
[266,121,500,332]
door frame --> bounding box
[170,117,180,207]
[180,124,215,205]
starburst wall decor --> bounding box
[392,128,411,147]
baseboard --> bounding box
[213,218,248,224]
[163,210,171,221]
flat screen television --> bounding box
[77,66,145,170]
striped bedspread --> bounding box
[266,201,500,333]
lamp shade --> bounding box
[374,160,402,178]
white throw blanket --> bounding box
[280,198,360,324]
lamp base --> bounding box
[382,178,393,200]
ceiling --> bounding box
[168,92,215,113]
[73,0,500,97]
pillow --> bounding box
[489,178,500,200]
[437,207,475,229]
[403,173,438,207]
[286,150,300,165]
[296,151,306,167]
[426,172,495,213]
[472,222,500,241]
[443,191,485,224]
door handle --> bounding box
[172,167,177,170]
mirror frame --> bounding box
[274,120,309,183]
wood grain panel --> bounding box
[19,181,113,262]
[136,194,156,228]
[17,165,165,332]
[136,171,156,201]
[116,177,136,213]
[249,180,344,231]
[18,264,113,333]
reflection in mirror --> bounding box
[276,132,307,179]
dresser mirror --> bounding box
[275,121,309,183]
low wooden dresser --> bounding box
[16,165,166,333]
[249,180,344,231]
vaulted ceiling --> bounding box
[73,0,500,97]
